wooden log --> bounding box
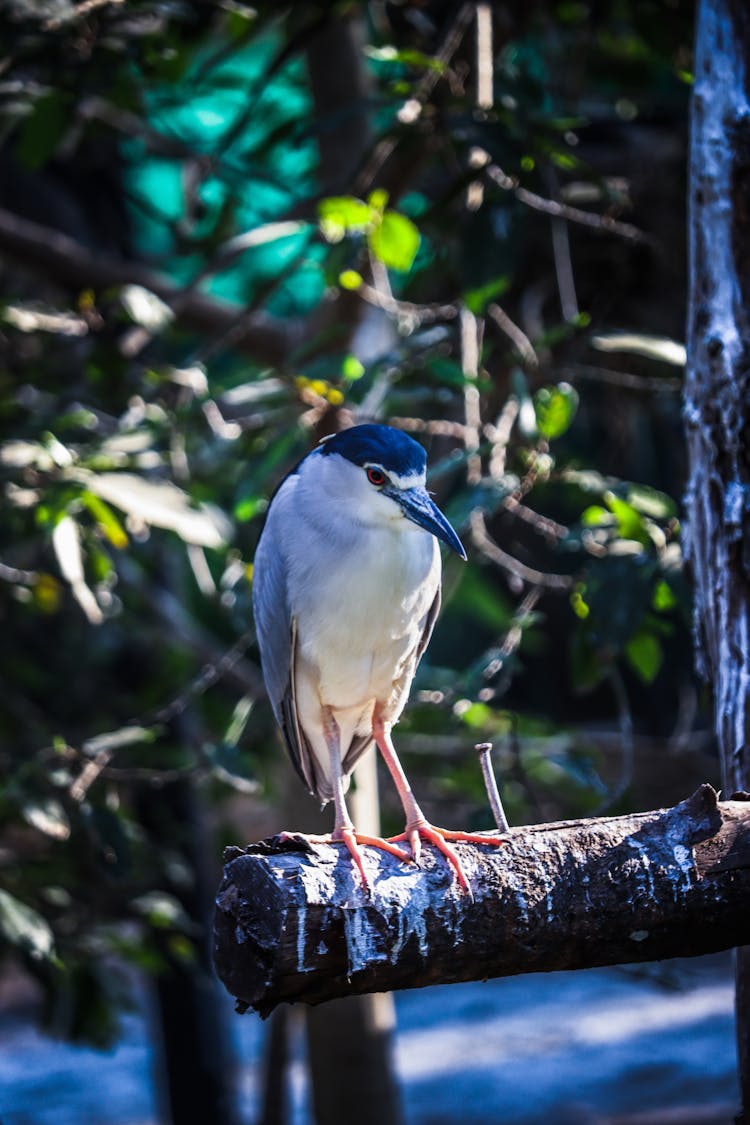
[213,785,750,1017]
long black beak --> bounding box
[392,486,467,560]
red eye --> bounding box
[366,467,386,487]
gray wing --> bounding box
[252,502,318,796]
[416,584,441,666]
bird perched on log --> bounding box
[253,423,505,890]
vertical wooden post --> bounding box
[685,4,750,1119]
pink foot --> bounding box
[389,823,507,892]
[333,828,413,888]
[277,829,412,888]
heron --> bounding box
[252,423,505,890]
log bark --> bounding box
[686,4,750,1118]
[213,785,750,1017]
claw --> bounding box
[389,823,507,893]
[331,828,413,889]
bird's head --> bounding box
[308,424,467,559]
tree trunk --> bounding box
[686,4,750,1120]
[213,786,750,1016]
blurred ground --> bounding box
[0,953,738,1125]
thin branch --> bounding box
[485,164,652,245]
[470,508,574,591]
[476,742,510,831]
[485,397,519,480]
[388,416,467,439]
[460,306,483,485]
[0,206,298,366]
[475,3,494,111]
[43,0,123,30]
[486,302,538,367]
[355,3,475,193]
[501,495,569,543]
[564,363,681,394]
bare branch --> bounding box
[0,206,298,366]
[485,164,653,245]
[486,302,538,367]
[469,508,574,591]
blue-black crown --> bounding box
[320,424,426,476]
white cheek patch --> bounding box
[390,471,425,490]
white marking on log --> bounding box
[672,844,693,885]
[630,930,649,942]
[343,908,386,974]
[626,837,656,901]
[296,904,307,971]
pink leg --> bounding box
[321,707,411,887]
[372,706,507,893]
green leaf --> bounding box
[16,92,69,170]
[534,382,579,440]
[84,472,231,547]
[318,196,373,242]
[364,45,447,72]
[452,565,511,631]
[463,275,509,315]
[626,484,676,520]
[132,892,189,930]
[22,799,70,841]
[81,492,129,549]
[0,889,56,961]
[342,354,365,381]
[604,492,648,543]
[652,579,677,612]
[367,188,389,213]
[234,494,267,522]
[338,269,362,291]
[625,630,663,683]
[368,210,420,271]
[581,505,612,527]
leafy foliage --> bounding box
[0,0,695,1045]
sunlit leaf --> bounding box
[590,332,686,367]
[342,354,365,381]
[364,45,447,71]
[626,484,676,520]
[81,492,129,549]
[463,276,510,315]
[22,799,70,841]
[318,196,373,242]
[604,493,648,544]
[120,285,174,331]
[581,505,612,527]
[339,269,362,290]
[132,892,189,930]
[234,494,267,522]
[0,889,56,961]
[32,573,62,613]
[368,210,420,271]
[652,579,677,612]
[625,629,663,682]
[52,515,103,625]
[367,188,389,213]
[534,383,579,440]
[83,473,231,548]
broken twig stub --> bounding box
[213,786,750,1016]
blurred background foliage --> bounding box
[0,0,701,1105]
